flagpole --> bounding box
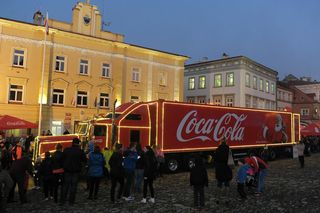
[38,11,48,136]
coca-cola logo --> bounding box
[176,110,247,142]
[6,121,25,126]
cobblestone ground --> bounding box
[6,154,320,213]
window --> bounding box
[265,81,269,93]
[198,76,206,89]
[77,91,88,106]
[301,108,309,116]
[214,74,222,87]
[188,77,195,90]
[80,59,89,75]
[253,76,257,89]
[225,95,234,107]
[99,93,109,108]
[159,72,167,86]
[271,83,275,94]
[55,56,65,72]
[132,68,140,82]
[101,63,111,78]
[259,79,264,91]
[198,96,206,104]
[226,73,234,86]
[258,98,264,109]
[130,96,140,103]
[245,95,251,108]
[9,84,23,102]
[265,100,270,109]
[125,114,142,120]
[252,97,257,108]
[13,49,25,67]
[94,126,106,136]
[271,101,276,110]
[245,73,250,87]
[52,89,64,105]
[212,95,222,105]
[187,97,195,103]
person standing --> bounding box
[87,145,105,200]
[297,140,305,168]
[252,156,269,196]
[134,143,144,194]
[109,143,124,203]
[40,151,54,201]
[51,143,64,203]
[102,147,113,184]
[214,138,232,204]
[141,146,157,204]
[190,156,208,209]
[24,133,34,154]
[0,166,13,212]
[60,138,87,205]
[122,142,138,201]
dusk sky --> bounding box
[1,0,319,80]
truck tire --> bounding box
[167,158,179,172]
[269,149,276,161]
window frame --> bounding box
[132,68,141,82]
[259,79,264,91]
[12,48,26,68]
[130,95,140,103]
[265,81,269,93]
[159,72,167,86]
[76,90,88,107]
[253,76,257,90]
[245,73,250,87]
[9,84,24,103]
[188,77,195,90]
[198,76,206,89]
[99,93,110,108]
[214,74,222,88]
[52,88,65,105]
[79,59,89,75]
[225,95,234,107]
[101,62,111,78]
[226,72,235,87]
[54,55,66,73]
[301,108,309,116]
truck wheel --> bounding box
[167,158,179,172]
[269,149,276,161]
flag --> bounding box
[44,11,49,35]
[94,97,100,108]
[71,96,76,106]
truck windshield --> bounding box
[106,113,120,119]
[76,123,88,134]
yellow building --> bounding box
[0,1,188,136]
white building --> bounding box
[184,56,277,110]
[294,83,320,103]
[277,81,293,111]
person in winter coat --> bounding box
[134,143,145,193]
[87,145,105,200]
[236,159,251,199]
[123,142,138,201]
[297,140,305,168]
[51,143,64,203]
[40,151,54,200]
[109,143,124,203]
[102,147,113,183]
[141,146,157,204]
[214,138,232,204]
[60,138,87,205]
[190,156,208,209]
[0,165,13,212]
[7,153,33,204]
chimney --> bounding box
[33,10,43,25]
[222,53,229,58]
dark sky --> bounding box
[1,0,319,80]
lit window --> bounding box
[259,79,264,91]
[99,93,109,108]
[130,96,140,103]
[55,56,65,72]
[226,73,234,86]
[213,95,222,105]
[159,72,167,86]
[13,49,25,67]
[301,108,309,116]
[214,74,222,87]
[253,76,257,89]
[77,91,88,106]
[198,76,206,89]
[188,77,195,90]
[265,81,269,93]
[132,68,140,82]
[271,83,275,94]
[52,89,64,105]
[102,63,111,78]
[80,59,89,75]
[225,95,234,107]
[187,97,195,103]
[9,84,23,102]
[198,96,206,104]
[245,73,250,87]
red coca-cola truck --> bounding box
[33,100,300,171]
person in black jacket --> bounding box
[60,138,86,205]
[40,151,54,200]
[141,146,157,204]
[0,164,13,212]
[51,143,64,203]
[190,156,208,209]
[109,143,124,203]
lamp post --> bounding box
[111,99,117,145]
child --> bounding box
[190,156,208,209]
[236,159,251,199]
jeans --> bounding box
[110,176,124,202]
[143,177,154,198]
[88,176,101,199]
[123,170,134,197]
[193,185,204,207]
[134,169,144,193]
[60,172,79,205]
[257,169,267,193]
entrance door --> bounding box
[130,130,140,144]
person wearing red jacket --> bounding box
[245,156,269,195]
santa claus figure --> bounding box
[262,114,288,143]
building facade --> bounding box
[0,1,188,135]
[276,81,293,111]
[184,56,277,110]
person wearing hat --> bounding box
[60,138,87,205]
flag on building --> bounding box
[71,96,76,106]
[44,11,49,35]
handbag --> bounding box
[52,168,64,174]
[227,150,235,168]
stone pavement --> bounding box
[6,154,320,213]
